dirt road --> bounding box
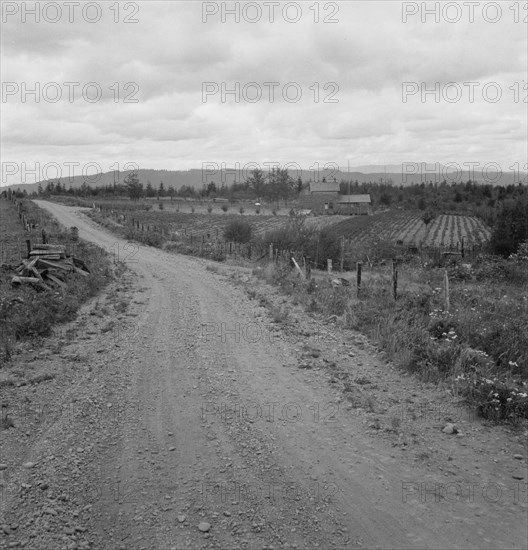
[1,201,526,550]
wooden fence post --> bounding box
[305,257,311,279]
[327,259,332,274]
[340,236,345,271]
[269,243,273,260]
[392,260,398,300]
[444,269,450,312]
[356,261,362,297]
[26,239,31,259]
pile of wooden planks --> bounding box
[11,244,90,289]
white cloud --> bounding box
[1,0,526,186]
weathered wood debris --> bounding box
[10,244,90,290]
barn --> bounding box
[336,194,372,215]
[299,180,340,214]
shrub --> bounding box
[124,228,163,248]
[70,226,79,241]
[473,255,528,285]
[490,199,528,257]
[142,232,163,247]
[221,204,228,212]
[224,219,252,243]
[158,202,164,210]
[207,205,213,214]
[260,220,315,257]
[455,373,528,422]
[446,259,473,281]
[209,249,226,262]
[239,207,245,215]
[509,241,528,263]
[422,210,435,226]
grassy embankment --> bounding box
[0,198,116,365]
[252,247,528,423]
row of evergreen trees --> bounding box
[8,170,527,213]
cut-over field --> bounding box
[89,200,491,251]
[126,210,490,248]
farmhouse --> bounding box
[336,194,372,215]
[300,181,372,215]
[300,180,340,214]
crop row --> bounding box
[328,211,491,248]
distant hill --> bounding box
[3,166,526,194]
[341,163,460,174]
[3,169,209,195]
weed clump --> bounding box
[224,219,252,244]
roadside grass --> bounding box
[0,198,117,366]
[253,254,528,424]
[0,199,30,265]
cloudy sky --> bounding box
[1,0,527,186]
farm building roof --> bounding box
[338,194,371,204]
[309,181,340,193]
